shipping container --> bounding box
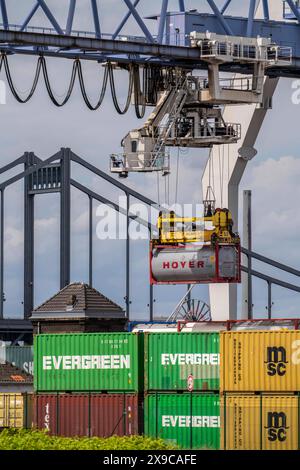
[34,333,143,392]
[145,393,220,449]
[221,330,300,392]
[150,244,240,284]
[4,346,33,375]
[145,333,220,391]
[0,393,33,428]
[33,393,142,437]
[222,394,300,450]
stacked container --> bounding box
[220,330,300,450]
[0,393,33,429]
[144,332,221,449]
[33,332,144,437]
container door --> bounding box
[34,394,58,435]
[262,396,299,450]
[58,394,89,437]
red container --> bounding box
[33,393,142,437]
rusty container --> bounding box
[33,393,142,437]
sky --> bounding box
[0,0,299,321]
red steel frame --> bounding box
[149,241,241,285]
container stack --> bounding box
[33,332,144,437]
[144,332,221,449]
[220,330,300,450]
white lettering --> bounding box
[160,353,220,366]
[162,415,220,428]
[43,356,52,370]
[42,355,131,370]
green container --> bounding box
[145,332,220,391]
[145,393,220,449]
[34,333,143,392]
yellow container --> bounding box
[222,395,299,450]
[0,393,24,428]
[221,331,300,392]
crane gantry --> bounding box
[0,0,300,320]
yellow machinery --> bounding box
[156,207,240,246]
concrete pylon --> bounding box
[201,0,282,321]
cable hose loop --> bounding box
[3,54,42,103]
[108,63,133,115]
[133,64,146,119]
[1,53,150,117]
[41,56,77,107]
[77,60,108,110]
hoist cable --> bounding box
[175,147,180,204]
[164,174,167,204]
[211,149,215,199]
[218,146,223,208]
[157,172,160,205]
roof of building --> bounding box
[31,282,125,319]
[0,362,33,385]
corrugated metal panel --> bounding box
[221,331,300,392]
[33,394,58,435]
[34,333,143,392]
[90,394,140,437]
[145,333,220,391]
[222,395,300,450]
[59,394,89,437]
[145,393,220,449]
[33,393,141,437]
[0,393,26,428]
[5,346,33,375]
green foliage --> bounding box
[0,429,176,450]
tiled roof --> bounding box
[0,362,33,384]
[32,282,124,315]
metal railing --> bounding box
[0,23,190,47]
[195,40,292,65]
[199,76,263,92]
[110,152,170,173]
[166,122,241,141]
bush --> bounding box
[0,429,176,450]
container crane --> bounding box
[110,32,290,177]
[0,0,298,327]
